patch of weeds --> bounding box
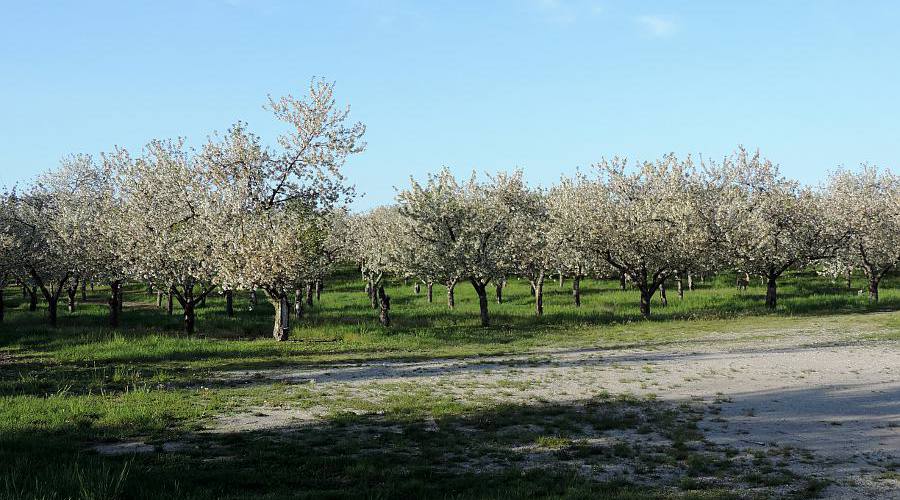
[685,453,718,477]
[534,435,572,449]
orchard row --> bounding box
[1,81,897,339]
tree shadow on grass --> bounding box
[1,392,819,499]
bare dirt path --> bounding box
[214,315,900,498]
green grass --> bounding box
[1,268,898,498]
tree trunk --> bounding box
[495,282,503,304]
[426,282,433,303]
[0,288,4,323]
[414,282,420,294]
[368,281,378,309]
[108,281,121,328]
[378,285,391,327]
[534,279,544,316]
[868,276,880,303]
[28,288,37,311]
[305,281,314,307]
[183,295,196,335]
[472,281,489,327]
[294,289,304,319]
[272,294,290,341]
[529,283,535,296]
[558,273,564,288]
[573,276,581,307]
[687,273,694,291]
[619,273,627,291]
[81,281,87,301]
[47,296,58,327]
[315,279,322,301]
[659,281,668,307]
[157,290,163,308]
[167,289,174,315]
[447,282,455,309]
[250,289,258,307]
[118,286,124,314]
[67,287,77,313]
[847,269,853,290]
[676,274,684,300]
[765,274,777,310]
[199,293,206,308]
[225,290,234,317]
[639,288,652,318]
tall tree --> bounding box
[52,154,129,326]
[201,80,365,340]
[824,165,900,303]
[586,154,707,317]
[349,206,402,326]
[504,184,556,316]
[117,139,220,334]
[6,157,106,326]
[396,169,467,310]
[398,169,521,326]
[547,175,606,307]
[704,147,837,310]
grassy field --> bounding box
[1,269,898,499]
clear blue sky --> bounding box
[1,0,898,208]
